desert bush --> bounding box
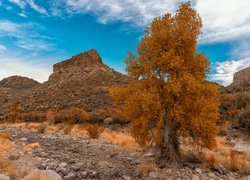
[18,112,46,123]
[84,124,104,139]
[220,91,250,131]
[62,124,74,134]
[138,162,156,177]
[46,110,55,125]
[36,123,47,134]
[238,109,250,131]
[0,132,12,140]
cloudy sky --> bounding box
[0,0,250,85]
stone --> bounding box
[148,172,158,179]
[192,175,200,180]
[207,172,216,179]
[81,171,88,178]
[123,175,131,180]
[166,169,172,174]
[247,175,250,180]
[58,162,67,168]
[24,169,62,180]
[64,172,76,180]
[144,152,154,157]
[233,143,250,153]
[98,161,112,168]
[195,168,202,174]
[71,165,80,171]
[20,138,28,141]
[103,117,114,125]
[0,174,10,180]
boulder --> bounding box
[24,169,62,180]
[0,174,10,180]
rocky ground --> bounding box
[0,126,249,180]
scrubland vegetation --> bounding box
[220,90,250,131]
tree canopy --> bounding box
[110,2,220,162]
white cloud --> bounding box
[26,0,48,15]
[55,0,185,26]
[51,0,250,44]
[0,20,54,51]
[9,0,26,9]
[196,0,250,43]
[211,58,250,86]
[18,12,28,17]
[0,20,21,35]
[0,44,6,53]
[8,0,48,15]
[0,55,52,83]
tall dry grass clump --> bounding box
[204,137,250,174]
[84,124,104,139]
[99,129,141,151]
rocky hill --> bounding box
[0,76,40,113]
[231,67,250,87]
[0,49,129,116]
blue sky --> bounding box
[0,0,250,86]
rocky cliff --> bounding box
[231,67,250,87]
[0,49,129,116]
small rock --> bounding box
[90,171,98,178]
[61,168,70,176]
[247,175,250,180]
[81,171,88,178]
[123,175,131,180]
[207,172,216,179]
[144,152,154,157]
[103,117,114,125]
[19,138,27,141]
[192,175,200,180]
[0,174,10,180]
[71,165,80,171]
[166,169,172,174]
[98,161,112,168]
[39,152,48,157]
[64,172,76,180]
[148,172,158,179]
[195,168,202,174]
[58,162,67,168]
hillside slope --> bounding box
[0,49,129,118]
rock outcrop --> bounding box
[231,67,250,87]
[0,49,129,116]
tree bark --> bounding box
[155,122,180,167]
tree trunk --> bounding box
[155,122,180,167]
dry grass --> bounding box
[182,136,250,174]
[0,132,12,139]
[99,129,141,151]
[70,125,90,138]
[138,161,157,176]
[204,138,250,174]
[25,143,40,150]
[84,124,104,139]
[0,133,30,178]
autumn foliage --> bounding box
[109,2,220,161]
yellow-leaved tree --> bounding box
[109,2,220,163]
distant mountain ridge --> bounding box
[0,49,129,117]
